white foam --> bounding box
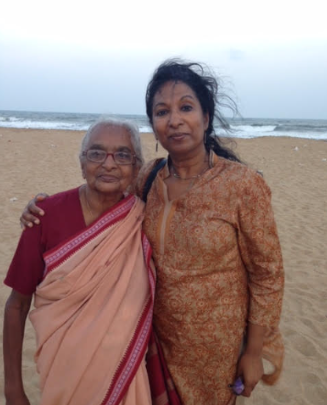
[0,120,89,131]
[231,125,277,133]
[138,126,153,133]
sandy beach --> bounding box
[0,127,326,405]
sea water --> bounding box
[0,110,326,140]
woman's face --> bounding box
[151,80,209,158]
[81,124,138,196]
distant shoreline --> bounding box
[0,126,326,142]
[1,110,327,140]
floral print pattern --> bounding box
[137,152,284,405]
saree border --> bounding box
[101,231,155,405]
[43,194,135,277]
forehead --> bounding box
[86,124,134,150]
[153,80,198,104]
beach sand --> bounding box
[0,128,326,405]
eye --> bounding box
[116,151,131,160]
[88,150,105,160]
[114,151,133,164]
[181,104,193,112]
[155,109,168,117]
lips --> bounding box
[169,133,188,141]
[98,174,119,183]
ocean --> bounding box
[1,110,327,140]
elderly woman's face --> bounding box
[81,125,138,196]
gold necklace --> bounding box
[171,163,209,181]
[83,185,96,217]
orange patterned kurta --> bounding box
[137,152,284,405]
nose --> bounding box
[168,109,183,128]
[102,153,117,169]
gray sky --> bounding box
[1,0,326,119]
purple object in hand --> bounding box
[229,376,245,396]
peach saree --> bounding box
[29,195,154,405]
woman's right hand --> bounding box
[20,193,49,229]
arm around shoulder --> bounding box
[20,193,49,229]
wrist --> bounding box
[5,383,25,398]
[243,347,263,357]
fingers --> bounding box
[20,194,48,229]
[35,193,48,203]
[20,208,39,229]
[33,194,47,215]
[241,381,256,397]
[241,373,260,397]
[231,374,257,397]
[28,194,46,218]
[236,351,263,398]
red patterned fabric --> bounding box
[147,329,182,405]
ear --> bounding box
[81,162,86,179]
[203,113,209,132]
[133,165,140,179]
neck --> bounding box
[169,148,209,180]
[83,185,123,218]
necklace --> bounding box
[83,185,96,217]
[171,164,209,181]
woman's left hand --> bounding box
[236,352,264,397]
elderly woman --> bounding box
[18,60,284,405]
[3,119,155,405]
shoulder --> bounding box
[213,156,271,195]
[37,187,81,212]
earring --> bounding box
[203,131,207,145]
[156,140,158,152]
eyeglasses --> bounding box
[82,149,137,165]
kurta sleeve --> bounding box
[237,169,284,328]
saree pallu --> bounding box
[146,330,182,405]
[29,195,155,405]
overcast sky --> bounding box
[1,0,326,119]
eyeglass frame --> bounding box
[82,149,138,165]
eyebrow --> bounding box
[153,94,195,108]
[88,144,132,152]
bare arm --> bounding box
[20,193,49,229]
[237,322,264,397]
[3,290,33,405]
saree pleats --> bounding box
[29,195,154,405]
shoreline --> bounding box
[1,125,327,140]
[1,128,327,404]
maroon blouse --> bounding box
[4,187,86,295]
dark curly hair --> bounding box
[145,59,241,162]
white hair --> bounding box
[79,118,144,168]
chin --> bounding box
[95,184,121,194]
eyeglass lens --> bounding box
[86,150,133,164]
